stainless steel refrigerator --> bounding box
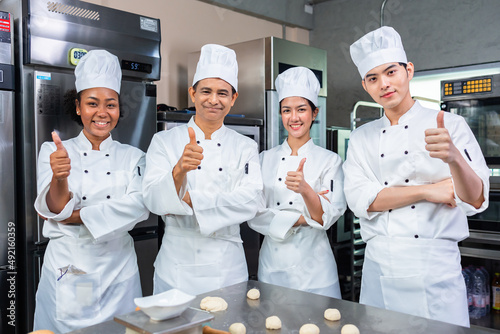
[1,0,161,332]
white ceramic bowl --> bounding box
[134,289,195,321]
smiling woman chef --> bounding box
[248,67,346,298]
[33,50,150,333]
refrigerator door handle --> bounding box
[34,240,49,247]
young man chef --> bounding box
[344,26,490,327]
[143,44,263,296]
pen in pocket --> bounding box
[464,149,472,162]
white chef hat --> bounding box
[192,44,238,92]
[75,50,122,94]
[350,26,407,78]
[275,66,320,106]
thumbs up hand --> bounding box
[436,109,445,129]
[188,127,197,146]
[285,158,308,194]
[174,127,204,176]
[50,131,71,180]
[424,110,459,164]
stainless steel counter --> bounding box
[69,280,500,333]
[194,280,500,333]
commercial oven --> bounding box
[1,0,161,331]
[187,36,327,151]
[441,74,500,168]
[441,74,500,330]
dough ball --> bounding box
[265,315,282,329]
[228,322,246,334]
[341,324,360,334]
[200,296,228,312]
[299,323,320,334]
[247,288,260,300]
[324,308,341,321]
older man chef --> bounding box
[343,26,490,327]
[143,44,263,295]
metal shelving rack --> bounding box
[350,217,365,301]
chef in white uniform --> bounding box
[142,44,263,296]
[344,26,490,327]
[33,50,149,333]
[248,67,346,298]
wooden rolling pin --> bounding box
[202,325,230,334]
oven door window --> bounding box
[448,98,500,164]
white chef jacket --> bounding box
[248,139,346,298]
[33,131,149,333]
[343,101,490,326]
[142,117,263,295]
[344,101,490,241]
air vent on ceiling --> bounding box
[47,1,100,20]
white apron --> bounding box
[255,149,343,298]
[360,236,469,327]
[34,234,141,333]
[259,227,341,298]
[154,226,248,296]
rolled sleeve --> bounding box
[452,116,491,216]
[34,184,76,221]
[343,136,385,220]
[316,157,347,229]
[268,210,301,242]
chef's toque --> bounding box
[75,50,122,94]
[192,44,238,92]
[275,66,320,106]
[350,26,407,78]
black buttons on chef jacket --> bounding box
[405,179,409,183]
[384,181,388,185]
[107,195,111,199]
[217,143,221,147]
[84,170,88,173]
[278,178,282,181]
[82,196,87,200]
[414,235,419,238]
[381,154,385,158]
[289,201,293,205]
[404,150,408,155]
[405,125,408,129]
[197,166,201,170]
[107,172,111,175]
[197,141,200,144]
[105,154,109,157]
[411,205,415,209]
[83,152,87,156]
[277,202,280,206]
[389,209,392,212]
[219,168,223,171]
[382,130,386,133]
